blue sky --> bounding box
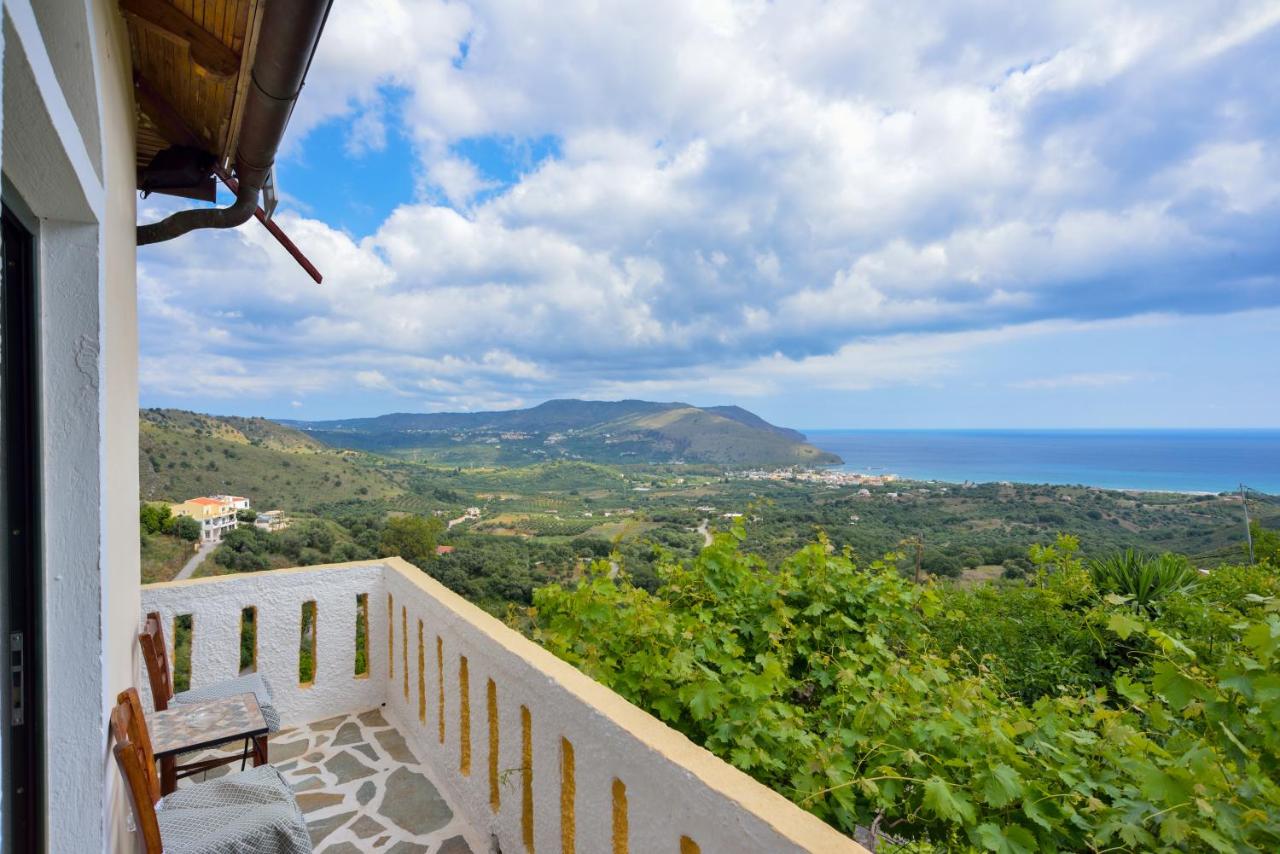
[137,1,1280,429]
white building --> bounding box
[254,509,289,532]
[210,494,250,511]
[169,496,242,542]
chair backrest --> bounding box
[139,611,173,710]
[110,688,163,854]
[113,739,163,854]
[110,688,160,804]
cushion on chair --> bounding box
[172,673,282,732]
[156,764,311,854]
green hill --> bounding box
[283,399,841,466]
[587,406,839,465]
[139,409,402,509]
[142,408,330,451]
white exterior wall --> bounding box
[199,512,236,541]
[140,563,387,727]
[1,0,137,849]
[93,0,142,848]
[143,561,866,854]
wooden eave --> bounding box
[123,0,265,181]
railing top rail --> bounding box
[140,558,387,591]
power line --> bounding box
[1241,483,1254,565]
[1239,484,1280,505]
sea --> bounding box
[804,430,1280,495]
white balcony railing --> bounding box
[141,559,865,854]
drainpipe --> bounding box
[137,0,333,245]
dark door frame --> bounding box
[3,201,44,853]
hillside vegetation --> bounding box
[534,529,1280,851]
[142,408,329,451]
[589,406,837,465]
[139,410,401,508]
[283,398,841,466]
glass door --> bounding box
[2,203,43,853]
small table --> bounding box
[147,692,270,795]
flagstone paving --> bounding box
[175,708,484,853]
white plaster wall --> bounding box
[36,216,105,854]
[1,3,134,849]
[30,0,102,181]
[0,2,101,222]
[90,0,141,848]
[4,7,104,852]
[140,563,388,727]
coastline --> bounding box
[803,428,1280,496]
[883,474,1224,497]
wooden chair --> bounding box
[139,612,175,712]
[110,687,311,854]
[110,688,164,853]
[139,611,277,792]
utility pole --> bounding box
[1241,484,1255,565]
[898,535,925,583]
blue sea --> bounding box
[804,430,1280,495]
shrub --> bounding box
[933,581,1111,702]
[1089,549,1199,610]
[139,502,171,535]
[1250,521,1280,565]
[213,526,273,572]
[531,528,1280,850]
[380,514,444,566]
[164,515,201,542]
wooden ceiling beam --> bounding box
[120,0,240,79]
[133,71,206,150]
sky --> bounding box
[137,0,1280,429]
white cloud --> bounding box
[425,156,499,207]
[1165,140,1280,213]
[1010,371,1157,390]
[137,1,1280,415]
[344,106,388,157]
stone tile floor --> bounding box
[176,707,485,853]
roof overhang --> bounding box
[124,0,264,193]
[123,0,324,283]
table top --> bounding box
[147,692,268,758]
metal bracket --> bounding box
[262,164,279,222]
[9,631,24,726]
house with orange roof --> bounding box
[169,495,246,542]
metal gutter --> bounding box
[137,0,333,246]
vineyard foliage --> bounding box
[531,526,1280,851]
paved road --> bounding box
[174,540,215,581]
[697,519,713,547]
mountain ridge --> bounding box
[281,399,842,466]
